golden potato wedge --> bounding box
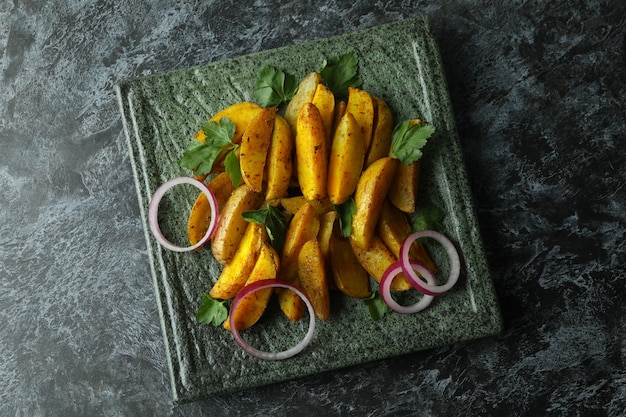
[278,202,320,322]
[296,103,329,201]
[349,235,412,291]
[223,242,279,331]
[346,87,375,153]
[365,97,393,167]
[317,210,338,262]
[284,71,322,135]
[311,83,335,148]
[264,115,293,200]
[377,200,438,273]
[279,195,333,216]
[187,172,235,247]
[298,239,330,320]
[350,156,399,249]
[240,107,277,192]
[279,202,320,281]
[206,102,264,144]
[389,160,421,213]
[327,112,365,205]
[211,184,263,265]
[329,232,371,299]
[209,222,265,299]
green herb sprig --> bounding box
[196,293,228,326]
[390,120,435,165]
[242,205,289,254]
[253,65,298,107]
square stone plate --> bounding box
[116,16,503,403]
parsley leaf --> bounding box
[333,197,355,237]
[363,291,391,321]
[196,293,228,326]
[242,205,288,254]
[224,150,242,187]
[390,120,435,165]
[320,51,362,99]
[253,65,298,107]
[411,203,445,232]
[179,118,239,179]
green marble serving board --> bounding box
[116,16,503,403]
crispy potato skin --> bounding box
[210,184,263,265]
[350,156,399,249]
[389,160,421,213]
[311,83,335,149]
[240,107,276,193]
[327,111,365,205]
[209,222,265,300]
[296,103,329,201]
[329,232,371,299]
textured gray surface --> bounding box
[1,0,625,416]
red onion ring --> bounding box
[148,177,219,252]
[380,260,436,314]
[400,230,460,296]
[229,280,316,360]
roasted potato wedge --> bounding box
[187,172,235,247]
[223,242,279,331]
[349,235,412,291]
[377,200,437,273]
[317,210,338,262]
[206,102,264,144]
[329,232,371,299]
[350,156,399,249]
[327,111,365,205]
[209,222,265,299]
[211,184,263,265]
[332,100,347,136]
[240,107,276,192]
[296,103,329,201]
[278,202,320,321]
[264,115,293,200]
[298,239,330,320]
[284,71,322,135]
[311,83,335,148]
[346,87,375,153]
[389,160,421,214]
[365,97,393,167]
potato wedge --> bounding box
[365,97,393,167]
[223,242,279,331]
[349,235,412,291]
[329,232,371,298]
[187,172,235,247]
[377,200,438,273]
[264,115,293,200]
[317,210,338,262]
[350,156,399,249]
[327,111,365,205]
[284,71,322,135]
[207,102,264,144]
[298,240,330,320]
[332,100,347,136]
[278,202,320,321]
[211,184,263,265]
[311,83,335,148]
[279,196,332,216]
[209,222,265,299]
[279,202,320,281]
[296,103,329,201]
[346,87,375,153]
[389,160,421,213]
[240,107,276,192]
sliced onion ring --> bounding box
[148,177,219,252]
[400,230,461,296]
[230,280,316,360]
[380,260,436,314]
